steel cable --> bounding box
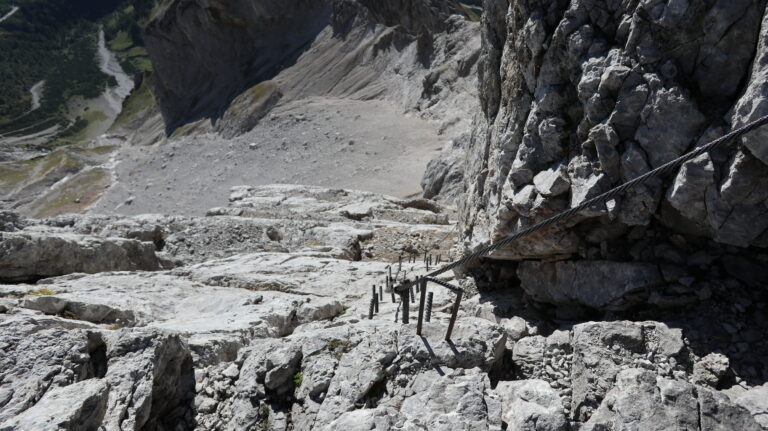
[410,113,768,283]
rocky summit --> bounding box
[1,0,768,430]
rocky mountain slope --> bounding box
[2,185,766,429]
[0,185,459,429]
[2,0,478,217]
[96,0,480,214]
[1,0,768,430]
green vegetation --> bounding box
[326,339,352,359]
[110,75,156,130]
[25,288,56,297]
[103,1,156,76]
[0,149,85,192]
[259,404,270,431]
[293,372,303,387]
[0,0,159,140]
[27,167,110,218]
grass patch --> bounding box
[259,404,270,431]
[107,323,124,330]
[108,30,133,52]
[293,372,303,387]
[28,167,110,218]
[43,108,109,149]
[25,288,56,297]
[326,339,352,360]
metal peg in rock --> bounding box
[401,291,409,324]
[417,279,427,335]
[369,297,375,320]
[372,285,379,313]
[445,290,462,341]
[425,292,433,322]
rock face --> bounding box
[146,0,478,147]
[141,0,480,201]
[0,316,195,429]
[145,0,334,131]
[583,368,762,431]
[460,0,768,309]
[1,182,766,430]
[0,231,159,283]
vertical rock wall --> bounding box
[145,0,334,131]
[461,0,768,306]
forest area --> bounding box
[0,0,156,140]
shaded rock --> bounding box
[0,211,25,232]
[517,260,664,310]
[313,334,396,426]
[0,315,194,430]
[421,138,466,200]
[101,330,195,430]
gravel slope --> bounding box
[92,97,448,215]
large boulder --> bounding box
[0,231,159,282]
[495,379,568,431]
[583,369,762,431]
[570,321,685,422]
[0,315,195,429]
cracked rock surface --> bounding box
[460,0,768,311]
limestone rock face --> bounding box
[460,0,768,306]
[569,321,685,421]
[1,182,765,430]
[583,369,762,431]
[0,231,159,282]
[0,316,195,430]
[495,379,568,431]
[517,260,663,310]
[733,383,768,428]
